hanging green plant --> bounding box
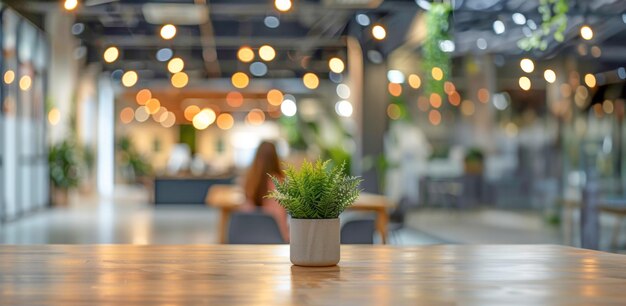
[518,0,569,51]
[423,2,452,98]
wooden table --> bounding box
[1,245,626,305]
[206,185,393,244]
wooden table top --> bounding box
[206,184,393,210]
[1,245,625,305]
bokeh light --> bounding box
[135,89,152,105]
[216,113,234,130]
[193,108,216,130]
[171,72,189,88]
[520,58,534,73]
[275,0,292,12]
[103,46,119,63]
[4,70,15,84]
[184,105,201,121]
[544,69,556,83]
[584,73,596,87]
[167,57,184,73]
[429,109,441,125]
[267,89,284,106]
[259,45,276,61]
[329,57,345,73]
[387,104,401,120]
[372,24,387,40]
[122,71,138,87]
[48,108,61,125]
[237,46,255,63]
[231,72,250,88]
[19,75,32,91]
[518,76,531,91]
[135,106,150,122]
[580,25,593,40]
[431,67,443,81]
[246,108,266,125]
[336,84,351,99]
[227,91,244,107]
[430,93,442,108]
[478,88,490,103]
[335,100,353,117]
[303,73,319,89]
[160,24,177,40]
[408,74,421,89]
[145,98,161,114]
[461,100,475,116]
[388,83,402,97]
[281,99,297,116]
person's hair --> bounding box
[244,141,282,206]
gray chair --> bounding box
[228,211,285,244]
[341,219,375,244]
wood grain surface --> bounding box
[1,245,625,305]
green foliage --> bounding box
[118,136,152,178]
[423,2,452,97]
[267,160,362,219]
[518,0,569,51]
[49,140,80,189]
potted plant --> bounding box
[49,140,80,207]
[268,159,362,267]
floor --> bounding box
[1,186,622,250]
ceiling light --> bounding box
[3,70,15,84]
[184,105,201,121]
[356,14,370,26]
[237,46,254,63]
[103,46,119,63]
[171,72,188,88]
[544,69,556,83]
[336,84,351,99]
[216,113,234,130]
[493,20,505,34]
[275,0,292,12]
[387,70,405,84]
[303,73,319,89]
[64,0,78,11]
[231,72,249,89]
[329,57,345,73]
[167,57,184,73]
[160,24,177,40]
[121,71,138,87]
[259,45,276,61]
[193,108,216,130]
[267,89,284,106]
[145,98,161,114]
[156,48,173,62]
[135,89,152,105]
[520,58,534,73]
[372,24,386,40]
[408,74,421,89]
[264,16,280,28]
[335,100,353,117]
[580,25,593,40]
[281,99,297,116]
[512,13,526,25]
[519,76,531,91]
[250,62,268,77]
[584,73,596,87]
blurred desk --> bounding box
[154,176,233,205]
[206,185,393,244]
[2,245,626,305]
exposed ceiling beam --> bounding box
[95,35,346,49]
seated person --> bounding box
[242,141,289,242]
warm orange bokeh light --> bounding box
[431,67,443,81]
[145,98,161,114]
[216,113,235,130]
[231,72,249,89]
[449,92,461,106]
[120,107,134,124]
[171,72,189,88]
[246,108,266,125]
[237,46,255,63]
[136,89,152,105]
[226,91,244,107]
[444,82,456,95]
[267,89,284,106]
[303,73,319,89]
[430,93,442,108]
[388,83,402,97]
[478,88,490,103]
[184,105,201,121]
[48,108,61,125]
[428,109,441,125]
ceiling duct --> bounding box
[142,3,209,25]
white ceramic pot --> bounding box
[289,218,340,267]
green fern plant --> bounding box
[267,159,362,219]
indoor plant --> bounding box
[268,159,362,266]
[49,140,80,206]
